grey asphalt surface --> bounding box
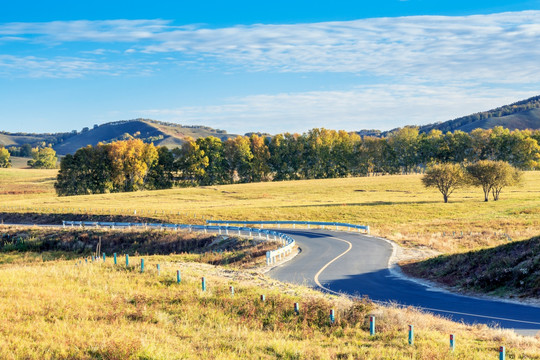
[268,229,540,335]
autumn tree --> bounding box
[0,147,11,168]
[421,163,467,203]
[249,134,271,182]
[224,136,253,183]
[466,160,521,201]
[106,139,158,192]
[196,136,228,185]
[27,147,57,169]
[175,139,208,186]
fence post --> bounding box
[450,334,455,351]
[103,253,106,262]
[156,264,160,276]
[125,254,129,267]
[266,252,271,266]
[202,277,206,291]
[177,270,181,284]
[140,258,144,273]
[408,325,414,345]
[230,286,234,296]
[114,253,117,265]
[260,294,265,302]
[330,309,335,323]
[370,316,376,335]
[294,302,299,315]
[499,346,505,360]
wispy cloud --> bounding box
[0,12,539,83]
[136,85,538,134]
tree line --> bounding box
[54,126,540,196]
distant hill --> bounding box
[418,95,540,134]
[1,119,236,155]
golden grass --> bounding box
[1,169,539,252]
[0,255,538,359]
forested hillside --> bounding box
[418,95,540,134]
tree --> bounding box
[421,163,467,203]
[0,147,11,168]
[27,147,57,169]
[224,136,253,183]
[466,160,521,201]
[146,146,175,190]
[175,139,208,186]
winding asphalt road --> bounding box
[268,229,540,336]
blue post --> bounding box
[370,316,375,335]
[499,346,505,360]
[113,253,117,265]
[202,277,206,291]
[294,302,299,315]
[260,294,265,302]
[103,253,106,262]
[450,334,455,351]
[176,270,181,284]
[141,258,144,273]
[125,254,129,267]
[408,325,414,346]
[230,286,234,296]
[330,309,335,323]
[85,258,88,264]
[156,264,160,275]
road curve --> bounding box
[268,229,540,335]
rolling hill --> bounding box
[1,119,236,155]
[418,95,540,133]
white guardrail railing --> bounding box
[62,220,369,266]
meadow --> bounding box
[0,168,538,253]
[0,252,538,359]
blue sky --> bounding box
[1,1,539,135]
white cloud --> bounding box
[0,55,112,78]
[0,12,539,83]
[135,85,539,134]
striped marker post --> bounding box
[450,334,455,351]
[499,346,505,360]
[140,258,144,273]
[113,253,117,265]
[294,303,299,315]
[260,294,265,302]
[202,277,207,291]
[176,270,181,284]
[370,316,376,335]
[156,264,160,276]
[408,325,414,346]
[125,254,129,267]
[330,309,335,323]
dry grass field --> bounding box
[0,168,538,253]
[0,253,538,359]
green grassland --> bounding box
[0,253,538,359]
[0,168,538,253]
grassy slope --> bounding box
[457,108,540,132]
[402,236,540,299]
[0,254,538,359]
[0,169,539,253]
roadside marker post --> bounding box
[125,254,129,267]
[450,334,455,351]
[294,303,299,315]
[330,309,335,323]
[260,294,265,302]
[408,325,414,346]
[156,264,160,276]
[202,277,207,291]
[140,259,144,273]
[230,286,234,296]
[176,270,181,284]
[499,346,505,360]
[113,253,117,265]
[370,316,376,335]
[103,253,106,262]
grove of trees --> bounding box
[55,126,540,196]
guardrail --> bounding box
[205,220,370,234]
[62,220,295,266]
